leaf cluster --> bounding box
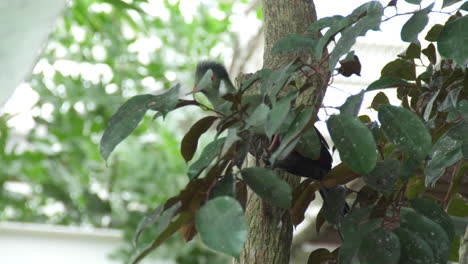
[100,1,468,263]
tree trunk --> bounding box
[237,1,327,263]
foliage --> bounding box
[101,1,468,263]
[1,0,239,263]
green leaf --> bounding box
[181,116,218,162]
[240,69,272,92]
[423,90,440,121]
[394,227,435,264]
[425,24,444,42]
[442,0,463,8]
[187,137,226,179]
[364,159,399,194]
[241,167,292,208]
[399,42,421,59]
[370,91,390,111]
[422,43,437,64]
[134,202,181,245]
[462,142,468,158]
[271,34,317,54]
[400,209,451,264]
[447,121,468,141]
[149,84,181,118]
[339,90,364,117]
[437,16,468,66]
[100,94,155,162]
[424,132,462,186]
[381,59,416,81]
[265,92,297,139]
[366,76,411,91]
[410,198,455,240]
[447,194,468,217]
[461,1,468,11]
[357,229,400,264]
[246,103,270,133]
[210,174,235,199]
[296,126,321,160]
[339,208,382,264]
[269,110,313,164]
[311,16,355,60]
[401,3,433,44]
[404,0,422,4]
[378,105,431,161]
[328,1,383,71]
[439,87,462,113]
[327,115,377,174]
[196,196,247,258]
[320,187,347,225]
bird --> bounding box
[193,61,349,215]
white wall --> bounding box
[0,222,122,264]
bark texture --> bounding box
[237,1,324,263]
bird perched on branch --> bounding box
[193,61,348,214]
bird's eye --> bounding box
[211,76,216,81]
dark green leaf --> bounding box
[149,84,181,118]
[269,110,313,164]
[401,3,433,44]
[100,94,155,162]
[460,1,468,11]
[340,90,364,116]
[187,138,226,179]
[381,59,416,81]
[410,198,455,240]
[448,194,468,217]
[339,208,382,264]
[425,24,444,42]
[241,167,292,208]
[422,43,437,64]
[437,16,468,66]
[423,90,440,121]
[366,77,411,91]
[404,0,422,4]
[320,187,347,225]
[196,196,247,258]
[439,87,462,112]
[442,0,463,8]
[447,121,468,141]
[265,92,297,138]
[240,69,272,92]
[394,227,435,264]
[271,34,317,54]
[399,42,421,59]
[370,92,390,111]
[357,229,400,264]
[181,116,218,162]
[378,105,431,161]
[246,103,270,133]
[210,174,235,199]
[134,202,181,245]
[327,115,377,174]
[400,209,451,264]
[328,1,383,71]
[364,159,399,194]
[424,132,462,186]
[296,126,321,160]
[462,142,468,158]
[221,128,240,157]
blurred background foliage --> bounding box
[0,0,262,262]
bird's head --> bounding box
[193,61,236,96]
